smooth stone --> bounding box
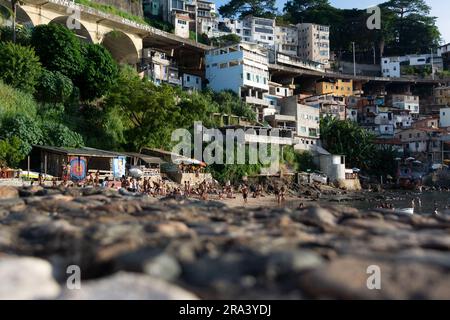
[0,256,60,300]
[59,272,198,300]
[0,186,19,199]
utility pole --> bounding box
[195,0,198,43]
[352,42,356,76]
[431,48,435,80]
[373,45,376,65]
[11,0,17,43]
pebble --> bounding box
[0,185,449,299]
[0,256,60,299]
[59,272,198,300]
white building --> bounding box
[274,24,298,56]
[185,0,218,38]
[440,107,450,128]
[223,15,276,47]
[205,42,270,121]
[389,94,420,115]
[297,23,330,67]
[438,43,450,56]
[381,54,444,78]
[263,81,294,117]
[280,95,320,148]
[142,48,182,86]
[346,108,358,122]
[182,73,202,91]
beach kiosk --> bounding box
[30,146,127,181]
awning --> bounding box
[124,152,166,164]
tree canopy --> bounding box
[282,0,441,59]
[219,0,277,19]
[31,24,85,81]
[76,43,119,101]
[0,42,42,93]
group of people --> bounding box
[34,169,291,206]
[178,162,205,175]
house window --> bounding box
[186,76,190,82]
[247,73,251,80]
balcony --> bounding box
[245,96,269,107]
[168,77,182,86]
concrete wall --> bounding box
[96,0,144,17]
[440,107,450,127]
[205,49,244,93]
[168,172,213,185]
[319,154,346,182]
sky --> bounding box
[213,0,450,43]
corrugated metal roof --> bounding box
[33,145,126,158]
[123,152,166,164]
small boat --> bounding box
[128,168,143,178]
[375,208,414,216]
[397,208,414,215]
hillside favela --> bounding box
[1,0,450,302]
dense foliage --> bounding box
[31,24,85,80]
[281,0,441,58]
[219,0,277,19]
[218,0,441,59]
[0,42,42,93]
[320,116,396,177]
[76,44,119,101]
[34,69,74,105]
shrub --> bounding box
[0,42,42,93]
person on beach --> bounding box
[101,177,109,188]
[434,201,439,216]
[280,186,286,203]
[275,186,280,204]
[94,171,100,187]
[242,184,249,204]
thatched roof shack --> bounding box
[30,146,127,181]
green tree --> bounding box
[34,69,74,104]
[219,0,277,19]
[31,24,84,80]
[320,116,376,171]
[40,122,84,148]
[282,145,316,171]
[381,0,440,54]
[369,145,397,177]
[0,81,38,118]
[282,0,441,59]
[76,44,119,101]
[0,42,42,93]
[104,67,177,150]
[207,145,262,184]
[0,136,24,167]
[211,90,256,121]
[209,34,241,47]
[0,26,32,45]
[0,114,43,157]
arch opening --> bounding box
[0,1,34,28]
[102,30,139,65]
[50,16,93,43]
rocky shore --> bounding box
[1,185,450,300]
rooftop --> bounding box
[33,146,126,158]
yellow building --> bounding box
[434,86,450,106]
[316,79,353,97]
